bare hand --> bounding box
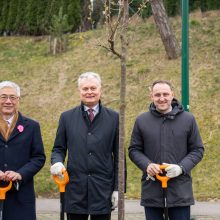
[0,170,6,180]
[146,163,162,176]
[4,171,22,181]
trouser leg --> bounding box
[144,207,164,220]
[67,213,111,220]
[144,206,190,220]
[91,214,111,220]
[169,206,190,220]
[67,213,88,220]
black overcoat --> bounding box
[129,99,204,208]
[0,112,46,220]
[51,103,119,214]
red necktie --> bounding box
[88,109,94,122]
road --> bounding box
[36,199,220,220]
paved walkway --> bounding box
[36,199,220,220]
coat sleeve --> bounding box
[51,113,67,164]
[17,122,46,184]
[178,115,204,174]
[128,118,152,173]
[113,114,119,191]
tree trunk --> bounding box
[80,0,92,31]
[150,0,181,59]
[118,1,128,220]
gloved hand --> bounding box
[165,164,182,178]
[111,191,118,209]
[50,162,65,176]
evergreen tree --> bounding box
[25,0,39,34]
[207,0,220,10]
[49,6,72,54]
[67,0,81,31]
[43,0,53,33]
[6,0,18,34]
[164,0,180,16]
[0,1,10,35]
[0,0,4,34]
[129,0,152,19]
[37,0,48,34]
[15,0,28,34]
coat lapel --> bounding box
[8,112,29,142]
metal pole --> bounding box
[181,0,189,111]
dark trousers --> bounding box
[67,213,111,220]
[144,206,190,220]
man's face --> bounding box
[150,83,174,114]
[79,79,101,108]
[0,87,19,118]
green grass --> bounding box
[0,10,220,200]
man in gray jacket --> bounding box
[129,80,204,220]
[50,72,119,220]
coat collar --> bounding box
[0,112,29,142]
[149,98,184,119]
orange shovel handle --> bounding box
[156,165,170,188]
[53,169,69,193]
[0,181,12,199]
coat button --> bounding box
[4,163,7,167]
[5,145,8,148]
[88,132,91,135]
[89,152,92,156]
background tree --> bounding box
[0,0,4,34]
[0,1,9,35]
[150,0,181,59]
[80,0,92,31]
[100,0,130,219]
[25,0,40,35]
[91,0,105,28]
[49,7,72,55]
[67,0,81,32]
[15,0,27,34]
[5,0,17,35]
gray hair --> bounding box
[0,81,21,97]
[78,72,101,88]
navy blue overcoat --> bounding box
[51,103,119,215]
[0,112,46,220]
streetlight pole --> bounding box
[181,0,189,111]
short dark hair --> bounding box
[151,80,174,91]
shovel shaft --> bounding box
[60,193,64,220]
[53,169,69,220]
[0,201,3,220]
[156,165,169,219]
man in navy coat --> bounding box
[0,81,46,220]
[51,72,119,220]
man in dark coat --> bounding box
[50,72,119,220]
[129,80,204,220]
[0,81,46,220]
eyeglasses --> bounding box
[0,95,19,102]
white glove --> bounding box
[111,191,118,209]
[50,162,65,176]
[165,164,182,178]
